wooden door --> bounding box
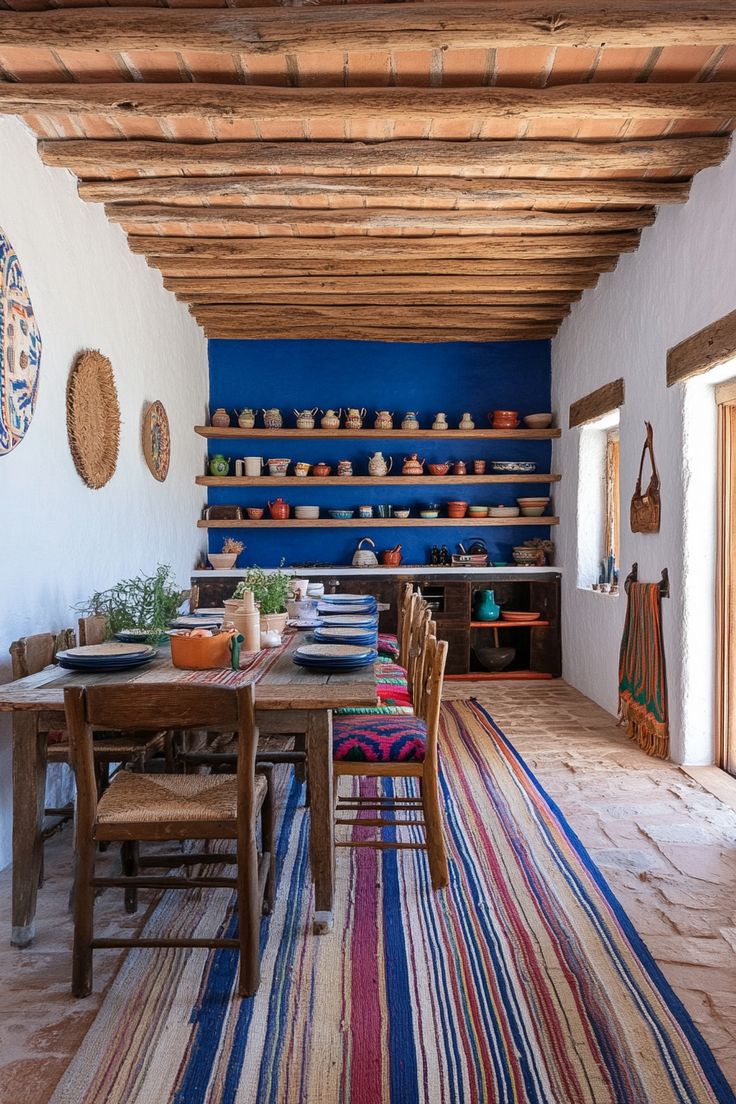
[716,382,736,775]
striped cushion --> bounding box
[334,705,414,717]
[377,633,400,660]
[333,715,427,762]
[376,683,412,706]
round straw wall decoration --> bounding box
[66,349,120,489]
[0,227,42,456]
[142,399,171,482]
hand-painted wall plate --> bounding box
[0,228,42,456]
[142,399,171,482]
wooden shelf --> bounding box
[470,620,550,628]
[195,426,560,440]
[196,473,560,487]
[198,517,559,528]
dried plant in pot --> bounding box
[233,563,291,633]
[209,537,244,571]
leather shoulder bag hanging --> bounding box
[630,421,661,534]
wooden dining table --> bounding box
[0,632,378,947]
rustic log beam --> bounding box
[196,324,559,342]
[175,293,578,308]
[145,256,618,278]
[189,305,563,329]
[127,233,641,258]
[3,3,736,53]
[5,83,736,121]
[107,204,655,234]
[178,297,570,318]
[77,174,691,207]
[39,138,729,178]
[162,274,597,294]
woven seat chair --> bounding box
[333,634,449,890]
[65,682,274,999]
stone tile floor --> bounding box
[1,679,735,1102]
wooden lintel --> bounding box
[77,174,691,207]
[667,309,736,386]
[127,233,641,259]
[146,256,618,278]
[177,294,576,309]
[107,204,655,233]
[5,83,736,121]
[190,305,564,329]
[39,137,729,177]
[2,4,736,53]
[569,378,625,428]
[197,326,558,342]
[162,274,597,294]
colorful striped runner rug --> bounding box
[50,700,734,1104]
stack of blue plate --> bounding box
[313,625,378,647]
[56,643,158,672]
[292,643,377,672]
[319,593,377,610]
[317,599,377,618]
[319,614,378,629]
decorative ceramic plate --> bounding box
[142,399,171,482]
[0,228,41,456]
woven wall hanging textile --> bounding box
[66,349,120,489]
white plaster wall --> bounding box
[553,139,736,764]
[0,117,208,868]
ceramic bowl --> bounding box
[267,458,290,476]
[523,413,553,429]
[246,507,264,520]
[467,505,489,517]
[473,645,516,672]
[393,508,410,518]
[427,463,450,476]
[447,500,468,518]
[513,548,539,565]
[295,505,320,519]
[517,495,550,518]
[420,510,440,519]
[488,505,520,518]
[520,506,546,517]
[490,461,537,474]
[208,553,238,570]
[329,509,355,520]
[489,410,519,428]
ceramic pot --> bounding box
[432,412,449,431]
[337,460,354,476]
[490,409,519,428]
[234,408,255,429]
[374,410,394,430]
[294,462,310,477]
[262,408,283,429]
[266,457,290,476]
[209,453,230,476]
[320,409,342,429]
[475,589,501,622]
[208,553,238,570]
[246,507,264,519]
[294,407,318,429]
[368,451,392,476]
[268,497,290,519]
[402,453,425,475]
[427,462,450,476]
[210,408,230,428]
[380,545,402,567]
[452,460,467,475]
[260,612,289,635]
[447,500,468,518]
[358,505,373,518]
[473,460,486,474]
[459,413,475,430]
[344,407,367,430]
[401,411,420,430]
[311,461,332,477]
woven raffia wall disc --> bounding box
[66,349,120,489]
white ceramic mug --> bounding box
[290,578,309,599]
[244,456,263,477]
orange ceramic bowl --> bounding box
[447,500,469,518]
[170,629,236,670]
[246,507,264,520]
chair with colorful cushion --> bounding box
[333,635,449,890]
[376,582,414,661]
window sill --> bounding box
[577,586,620,598]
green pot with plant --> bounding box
[77,564,186,645]
[233,563,291,634]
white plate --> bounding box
[61,643,155,658]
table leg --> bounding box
[12,712,48,947]
[305,709,335,935]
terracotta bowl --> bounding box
[246,507,264,520]
[489,410,519,428]
[447,500,469,518]
[427,463,450,476]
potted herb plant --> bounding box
[233,563,291,634]
[78,564,186,644]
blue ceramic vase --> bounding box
[475,588,500,622]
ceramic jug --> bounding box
[210,408,230,428]
[262,408,283,429]
[337,460,353,476]
[294,408,318,429]
[368,451,392,476]
[475,588,500,622]
[452,460,467,475]
[432,412,449,431]
[243,456,263,477]
[209,453,230,476]
[234,408,255,428]
[402,453,425,475]
[374,410,394,430]
[401,411,420,431]
[320,408,342,429]
[459,412,475,430]
[345,407,367,430]
[268,497,290,520]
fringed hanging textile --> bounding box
[618,581,669,758]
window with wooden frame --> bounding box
[576,410,620,590]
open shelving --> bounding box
[197,473,560,487]
[196,426,561,440]
[199,517,559,528]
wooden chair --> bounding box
[65,682,274,999]
[77,615,108,647]
[333,635,449,890]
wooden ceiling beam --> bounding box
[107,204,655,234]
[144,256,619,277]
[196,324,559,342]
[77,175,690,208]
[162,275,596,294]
[175,293,577,308]
[6,83,736,121]
[186,303,567,322]
[127,233,641,258]
[39,138,729,178]
[3,3,736,53]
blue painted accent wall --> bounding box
[207,339,552,568]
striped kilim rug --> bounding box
[51,700,735,1104]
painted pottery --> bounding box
[427,462,450,476]
[380,544,402,567]
[294,462,310,477]
[475,589,501,622]
[294,407,318,429]
[320,409,342,429]
[432,412,449,431]
[266,457,290,476]
[459,413,475,430]
[246,507,264,519]
[337,460,354,476]
[312,460,332,477]
[402,453,425,475]
[344,407,367,430]
[235,408,255,429]
[368,451,392,476]
[0,230,42,456]
[473,460,487,474]
[262,408,283,429]
[358,505,373,518]
[268,497,290,519]
[401,411,420,430]
[210,408,230,428]
[374,410,394,430]
[452,460,467,475]
[209,453,230,476]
